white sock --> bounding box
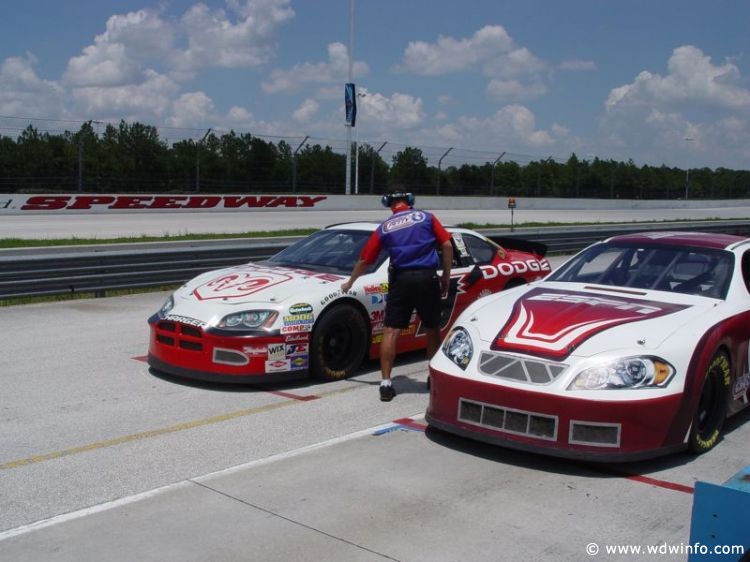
[380,379,391,387]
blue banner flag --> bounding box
[345,83,357,127]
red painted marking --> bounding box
[594,466,694,494]
[267,390,319,402]
[622,473,694,494]
[393,417,427,431]
[132,356,148,363]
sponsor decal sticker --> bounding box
[285,343,309,356]
[290,356,309,370]
[382,211,426,233]
[492,288,688,359]
[193,266,292,300]
[281,324,312,334]
[480,259,551,280]
[164,314,206,328]
[242,345,268,357]
[285,333,309,343]
[289,303,313,315]
[265,359,291,372]
[267,343,285,361]
[364,283,389,295]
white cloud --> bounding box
[558,59,597,71]
[70,69,180,120]
[600,45,750,167]
[606,45,750,111]
[0,54,65,116]
[261,42,368,94]
[357,88,425,130]
[174,0,294,71]
[396,25,514,76]
[292,98,319,123]
[396,25,548,103]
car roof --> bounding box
[605,231,748,250]
[323,221,472,234]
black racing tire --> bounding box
[310,303,368,381]
[688,351,731,454]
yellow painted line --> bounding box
[1,386,359,471]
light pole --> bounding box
[291,135,309,193]
[344,0,355,195]
[354,90,366,194]
[370,141,386,193]
[489,151,506,195]
[437,147,453,195]
[196,128,212,192]
[684,137,694,199]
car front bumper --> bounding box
[426,367,688,462]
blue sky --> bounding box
[1,0,748,170]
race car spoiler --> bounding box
[488,236,548,258]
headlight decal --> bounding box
[218,310,279,330]
[568,356,675,390]
[442,327,474,370]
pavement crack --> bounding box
[189,480,401,561]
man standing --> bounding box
[341,191,453,401]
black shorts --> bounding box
[385,269,442,329]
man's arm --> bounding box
[439,239,453,297]
[341,259,369,293]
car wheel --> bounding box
[688,351,731,454]
[311,303,368,381]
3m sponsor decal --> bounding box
[15,194,327,211]
[164,314,206,328]
[265,359,291,372]
[492,288,688,359]
[288,303,313,315]
[267,343,285,361]
[242,345,267,357]
[370,310,385,322]
[193,266,292,300]
[285,343,309,356]
[382,211,426,233]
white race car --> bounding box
[427,232,750,461]
[148,222,549,383]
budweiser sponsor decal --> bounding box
[2,194,327,212]
[492,288,688,359]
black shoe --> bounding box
[379,384,396,402]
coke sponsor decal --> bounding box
[492,288,688,359]
[3,194,327,212]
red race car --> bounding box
[148,223,549,383]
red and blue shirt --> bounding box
[360,202,451,270]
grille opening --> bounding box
[478,351,566,385]
[156,334,175,346]
[459,401,482,423]
[181,325,202,338]
[179,341,203,351]
[213,348,249,366]
[458,399,557,441]
[569,422,621,447]
[158,321,176,332]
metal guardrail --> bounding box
[3,221,750,300]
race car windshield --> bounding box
[266,229,387,274]
[548,243,733,299]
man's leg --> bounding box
[380,326,400,380]
[425,326,441,360]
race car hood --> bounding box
[468,283,715,360]
[171,262,344,320]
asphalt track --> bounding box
[1,211,749,561]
